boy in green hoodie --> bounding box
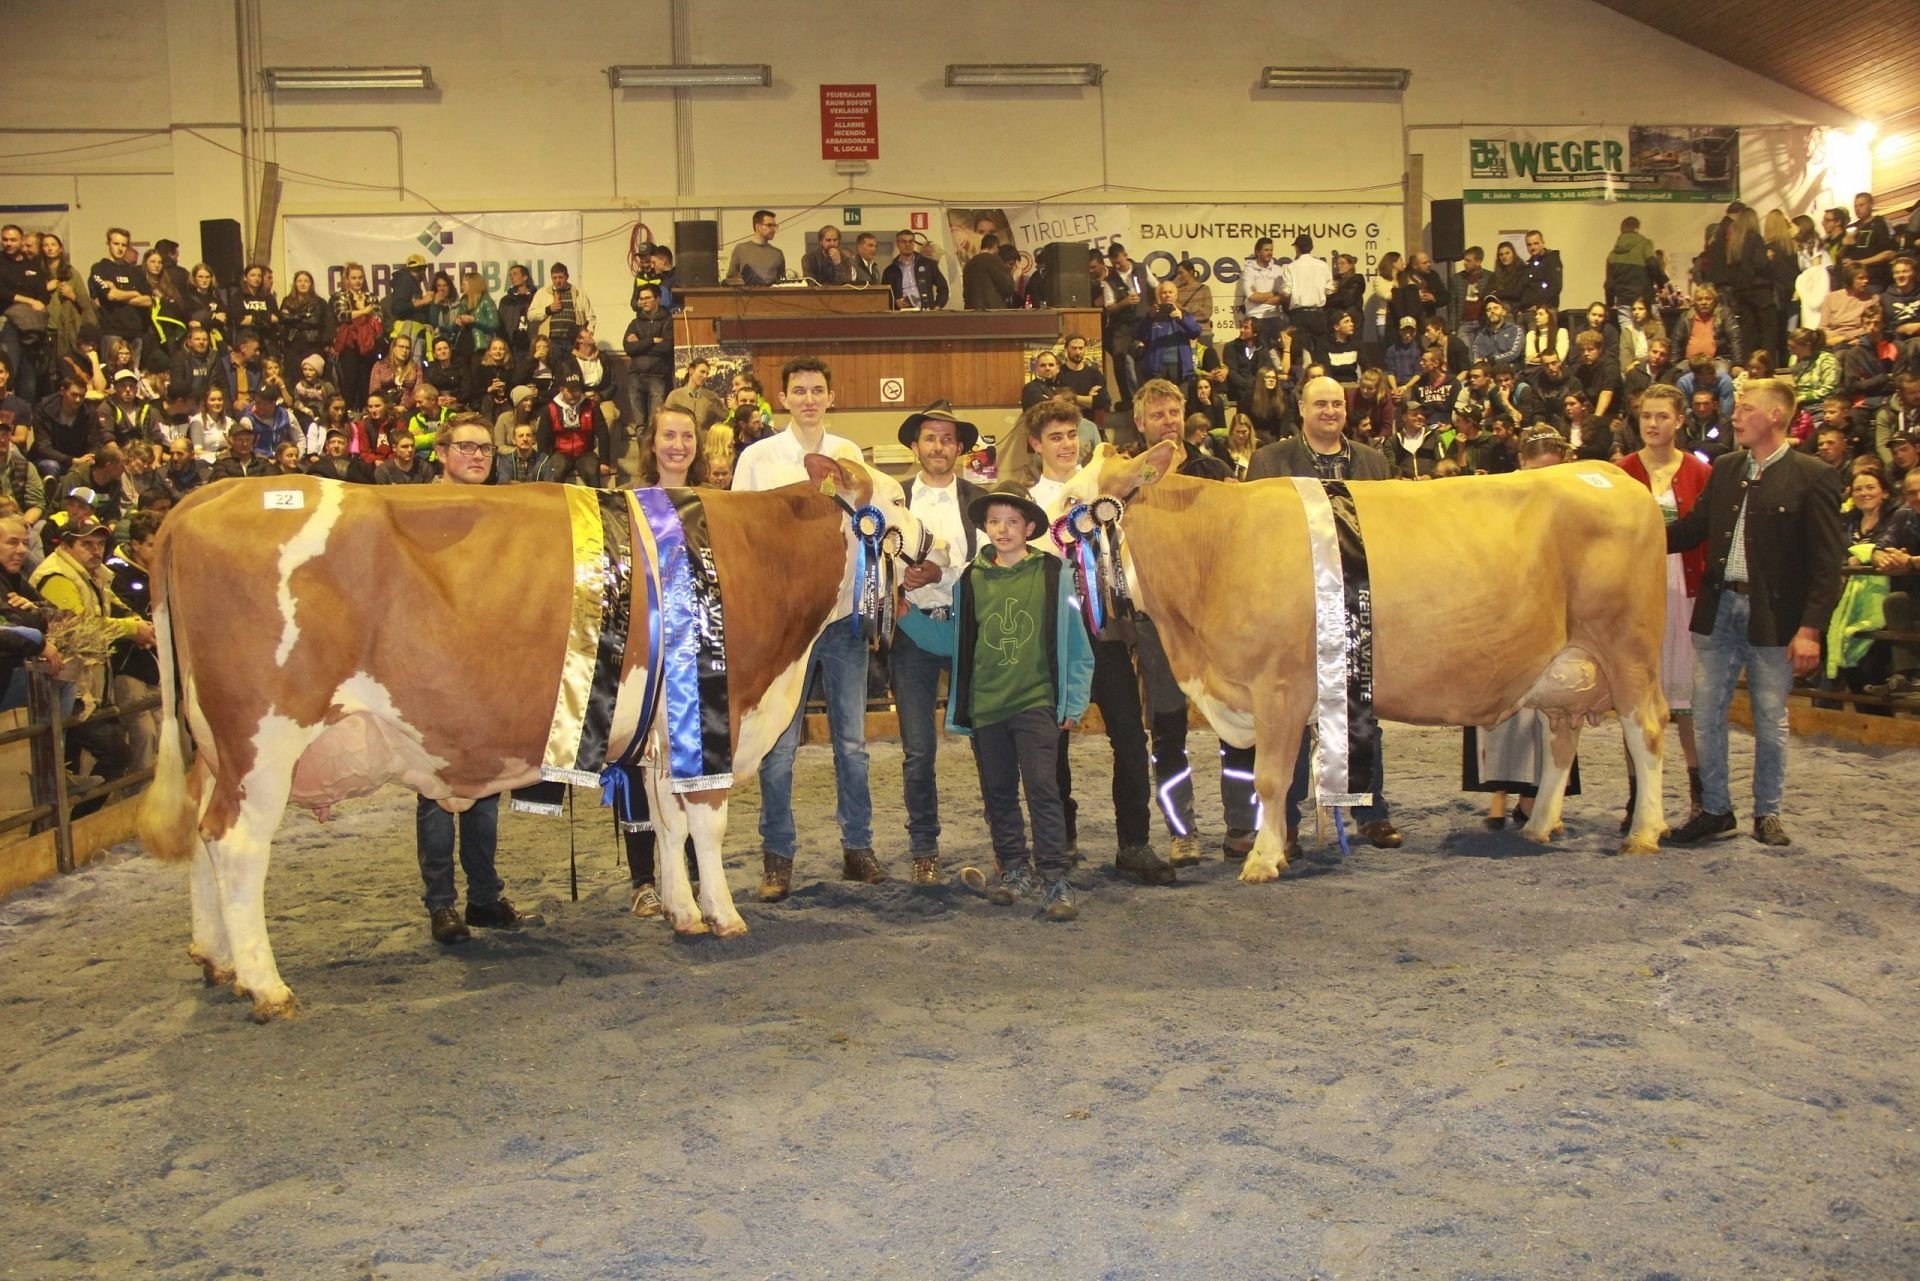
[947,481,1094,920]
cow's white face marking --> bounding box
[273,483,345,667]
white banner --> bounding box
[283,211,584,301]
[1126,204,1399,338]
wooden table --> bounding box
[671,287,1101,410]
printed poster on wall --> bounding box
[1465,126,1740,203]
[284,211,585,300]
[1120,205,1400,338]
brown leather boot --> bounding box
[842,847,887,883]
[909,856,943,886]
[758,851,794,902]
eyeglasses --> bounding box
[446,441,496,457]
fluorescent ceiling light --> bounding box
[1260,66,1410,92]
[263,66,434,92]
[608,65,772,89]
[946,64,1103,88]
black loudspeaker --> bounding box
[1430,199,1466,263]
[199,217,245,284]
[674,219,719,288]
[1035,241,1092,308]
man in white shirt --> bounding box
[1281,234,1334,345]
[889,403,983,886]
[1237,237,1287,349]
[732,356,885,900]
[1024,400,1170,885]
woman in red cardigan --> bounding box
[1618,383,1712,822]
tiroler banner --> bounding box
[1465,126,1739,203]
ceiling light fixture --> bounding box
[1260,67,1410,92]
[945,64,1103,88]
[607,65,772,89]
[262,66,434,92]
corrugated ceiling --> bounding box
[1593,0,1920,203]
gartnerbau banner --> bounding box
[284,211,585,299]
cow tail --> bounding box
[137,536,196,864]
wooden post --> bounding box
[1404,154,1425,258]
[24,664,73,872]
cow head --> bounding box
[802,453,944,570]
[1060,440,1181,513]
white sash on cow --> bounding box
[1290,477,1374,807]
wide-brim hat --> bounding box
[967,480,1049,534]
[897,400,979,451]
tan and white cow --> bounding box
[1063,441,1670,879]
[138,458,930,1020]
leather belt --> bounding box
[1725,580,1750,595]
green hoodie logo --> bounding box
[982,597,1035,665]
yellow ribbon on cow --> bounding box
[541,484,612,785]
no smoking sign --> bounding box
[879,377,906,403]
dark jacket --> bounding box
[495,449,559,484]
[208,453,275,482]
[1666,445,1846,646]
[1246,436,1394,482]
[0,566,56,695]
[30,395,107,470]
[622,311,674,378]
[498,287,535,354]
[1520,249,1564,312]
[962,253,1016,310]
[106,551,158,686]
[1223,338,1264,407]
[800,247,853,286]
[305,454,375,484]
[882,255,950,310]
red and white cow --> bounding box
[138,458,929,1019]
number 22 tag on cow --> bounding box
[264,490,306,510]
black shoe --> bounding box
[1222,828,1256,860]
[1665,810,1736,846]
[1114,843,1177,885]
[430,906,470,945]
[465,897,532,929]
[841,847,888,884]
[1752,815,1792,847]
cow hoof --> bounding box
[671,916,712,939]
[189,948,236,988]
[1519,822,1564,845]
[1238,860,1284,884]
[247,990,300,1023]
[707,914,749,939]
[1618,833,1661,856]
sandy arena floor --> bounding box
[1,722,1916,1281]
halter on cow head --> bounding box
[801,453,944,642]
[1045,440,1182,640]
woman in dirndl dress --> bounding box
[1463,427,1583,826]
[1617,383,1710,822]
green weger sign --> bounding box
[1464,125,1739,204]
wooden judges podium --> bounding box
[672,286,1100,411]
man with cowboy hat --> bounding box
[890,401,985,886]
[385,252,433,356]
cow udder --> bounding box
[289,713,446,808]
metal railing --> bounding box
[0,663,161,872]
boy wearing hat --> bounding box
[947,481,1094,921]
[891,402,984,886]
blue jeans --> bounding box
[414,793,503,911]
[886,626,948,855]
[1284,728,1390,831]
[757,621,873,858]
[1691,590,1792,818]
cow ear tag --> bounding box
[820,476,838,498]
[1139,463,1160,485]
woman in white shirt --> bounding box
[186,385,235,462]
